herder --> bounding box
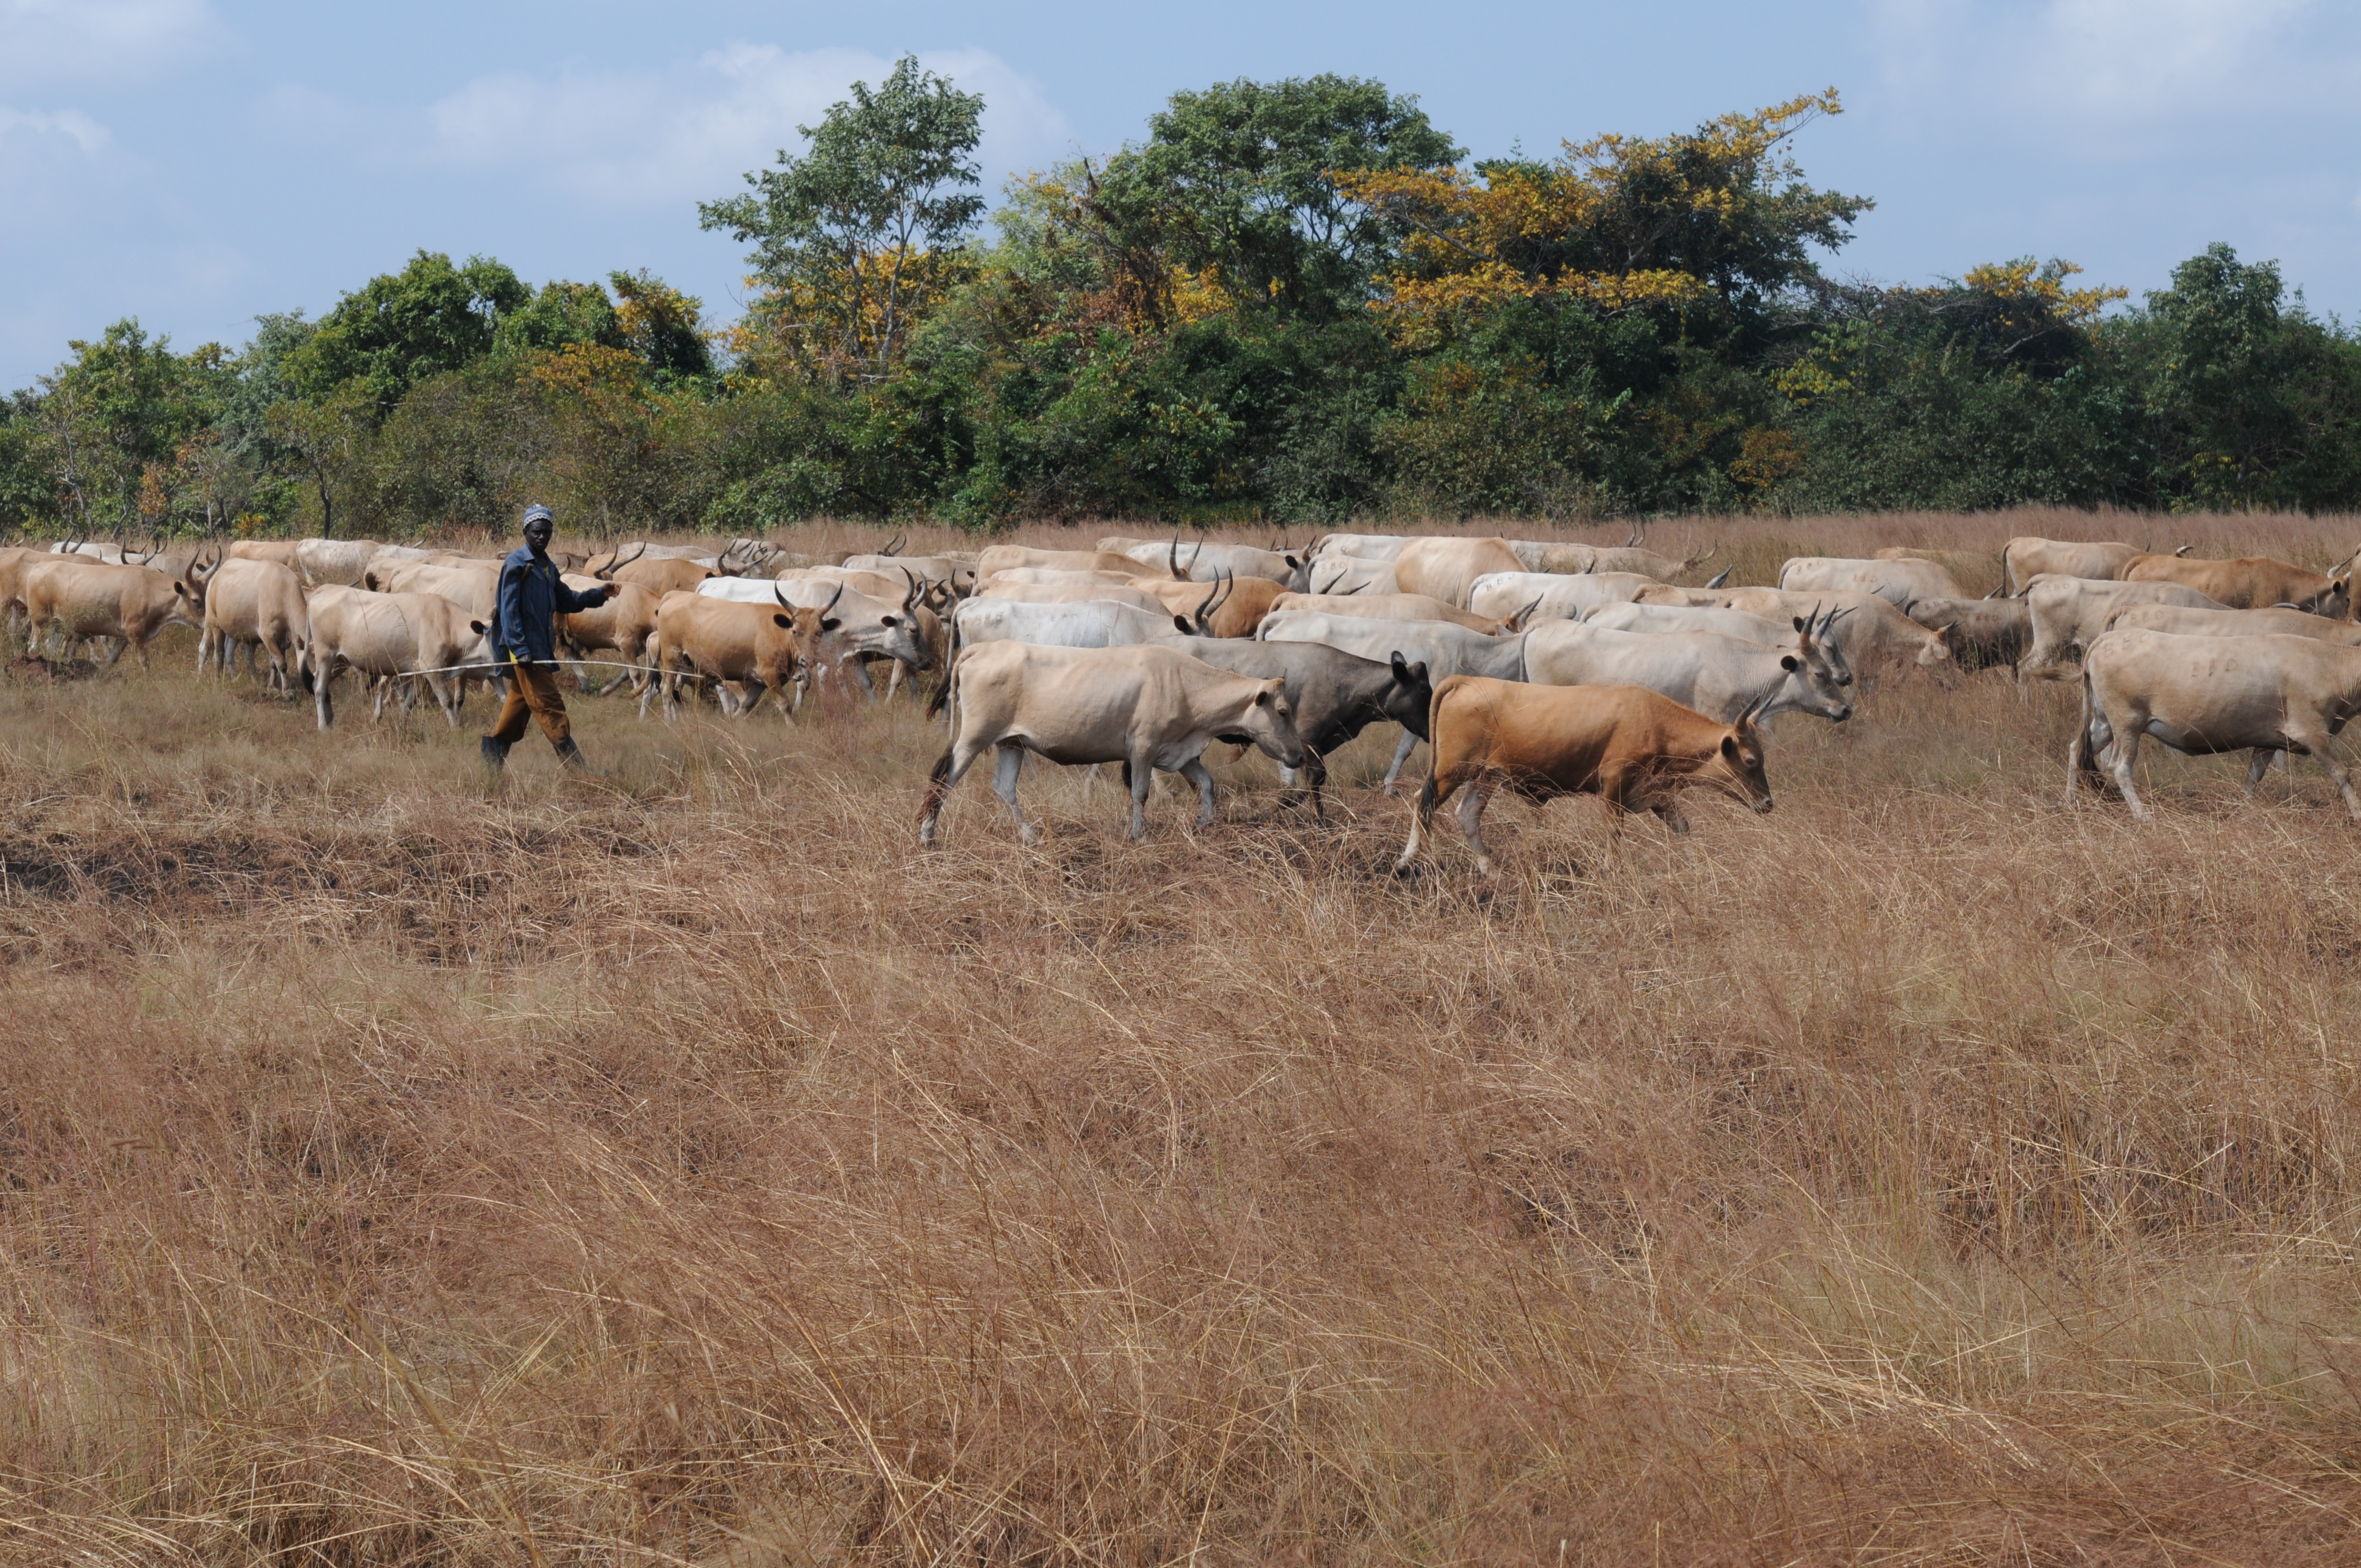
[481,503,619,773]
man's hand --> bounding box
[602,583,621,600]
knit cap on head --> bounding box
[522,504,553,526]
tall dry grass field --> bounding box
[5,508,2361,1565]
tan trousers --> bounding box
[485,660,572,747]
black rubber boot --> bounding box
[552,737,592,772]
[480,735,510,772]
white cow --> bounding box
[301,586,492,729]
[920,641,1307,845]
[1468,570,1658,624]
[1520,621,1852,725]
[2071,629,2361,820]
[1778,556,1966,607]
[2018,575,2229,678]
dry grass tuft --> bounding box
[4,508,2361,1564]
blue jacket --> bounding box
[492,546,607,665]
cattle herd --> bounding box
[3,526,2357,868]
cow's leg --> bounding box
[2106,726,2151,820]
[1382,728,1419,791]
[2242,748,2275,801]
[2291,729,2361,820]
[196,623,215,675]
[851,658,877,699]
[994,744,1037,844]
[1455,777,1498,875]
[427,673,462,727]
[1395,764,1462,871]
[1128,752,1155,840]
[1183,756,1218,828]
[313,659,338,730]
[2068,680,2109,804]
[885,661,904,701]
[918,728,987,846]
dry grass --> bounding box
[5,507,2361,1564]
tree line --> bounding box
[6,58,2359,540]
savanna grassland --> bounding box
[7,508,2361,1565]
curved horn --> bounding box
[2174,543,2194,557]
[1168,528,1184,581]
[1704,566,1732,590]
[822,581,845,616]
[1506,595,1543,633]
[898,565,921,613]
[880,531,905,557]
[1625,523,1642,548]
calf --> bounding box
[1397,677,1773,874]
[920,641,1306,845]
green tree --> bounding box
[609,270,712,380]
[701,55,986,382]
[266,384,371,537]
[2137,243,2361,509]
[31,319,217,538]
[493,280,619,358]
[1101,75,1460,321]
[289,250,531,410]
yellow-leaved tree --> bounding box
[1336,90,1869,347]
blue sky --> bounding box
[4,0,2358,389]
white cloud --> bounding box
[0,105,111,153]
[419,44,1075,210]
[0,0,221,89]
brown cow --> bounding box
[2120,552,2352,615]
[1396,676,1773,875]
[645,584,842,721]
[556,575,663,694]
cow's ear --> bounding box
[774,613,792,628]
[1173,615,1192,634]
[1721,735,1739,758]
[1285,554,1299,568]
[1792,615,1806,632]
[470,620,488,634]
[1391,651,1411,682]
[1254,688,1271,706]
[1781,654,1799,671]
[880,614,899,627]
[821,617,841,631]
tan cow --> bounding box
[2108,603,2361,647]
[301,585,492,729]
[556,576,663,694]
[199,557,311,687]
[1395,677,1773,875]
[1778,556,1966,606]
[1270,591,1510,634]
[2071,629,2361,820]
[648,584,842,721]
[226,539,306,569]
[295,537,380,585]
[2001,537,2149,595]
[365,558,499,619]
[2017,576,2229,678]
[0,545,35,637]
[1392,537,1525,607]
[976,544,1169,584]
[918,641,1306,845]
[2119,551,2352,615]
[586,543,724,597]
[21,555,214,669]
